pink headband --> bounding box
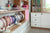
[0,18,6,27]
[4,17,9,26]
[8,16,12,25]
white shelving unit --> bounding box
[0,0,29,33]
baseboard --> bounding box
[31,27,50,30]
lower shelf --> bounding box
[31,27,50,30]
[8,21,25,33]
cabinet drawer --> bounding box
[31,23,40,27]
[31,13,41,17]
[31,18,41,23]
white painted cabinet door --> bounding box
[31,13,41,27]
[41,13,50,28]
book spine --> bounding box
[36,0,37,4]
[37,0,40,4]
[34,0,35,4]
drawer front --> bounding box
[31,17,41,23]
[31,23,40,27]
[31,13,41,17]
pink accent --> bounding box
[5,17,9,26]
[25,9,29,21]
[7,16,11,25]
[0,26,3,29]
[10,17,13,24]
[22,5,29,9]
[22,5,29,21]
[9,16,12,24]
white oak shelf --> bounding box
[8,21,26,33]
[0,9,25,14]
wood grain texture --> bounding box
[14,0,20,6]
[8,21,26,33]
[0,9,25,14]
[31,11,50,13]
[31,27,50,30]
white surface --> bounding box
[12,21,30,33]
[41,13,50,28]
[31,13,41,17]
[31,13,50,28]
[0,10,8,11]
[31,17,41,23]
[31,22,40,27]
[0,0,8,10]
[31,13,41,27]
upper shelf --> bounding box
[23,0,29,2]
[0,9,25,14]
[32,4,41,6]
[31,11,50,13]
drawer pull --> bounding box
[41,13,43,15]
[35,14,37,16]
[35,24,37,25]
[35,19,37,21]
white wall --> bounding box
[0,0,14,10]
[0,0,8,10]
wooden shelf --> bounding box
[31,11,50,13]
[0,9,25,14]
[32,4,41,6]
[8,21,26,33]
[0,0,29,33]
[31,27,50,30]
[31,11,41,13]
[24,0,28,1]
[23,0,29,3]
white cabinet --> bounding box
[31,13,41,27]
[31,17,41,23]
[31,13,41,17]
[31,13,50,28]
[41,13,50,28]
[31,22,40,27]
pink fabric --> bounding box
[23,5,29,21]
[8,16,12,24]
[25,9,29,21]
[4,17,9,26]
[22,5,28,9]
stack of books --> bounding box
[32,0,40,5]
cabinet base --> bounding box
[31,27,50,30]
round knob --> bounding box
[35,24,37,25]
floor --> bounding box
[28,28,50,33]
